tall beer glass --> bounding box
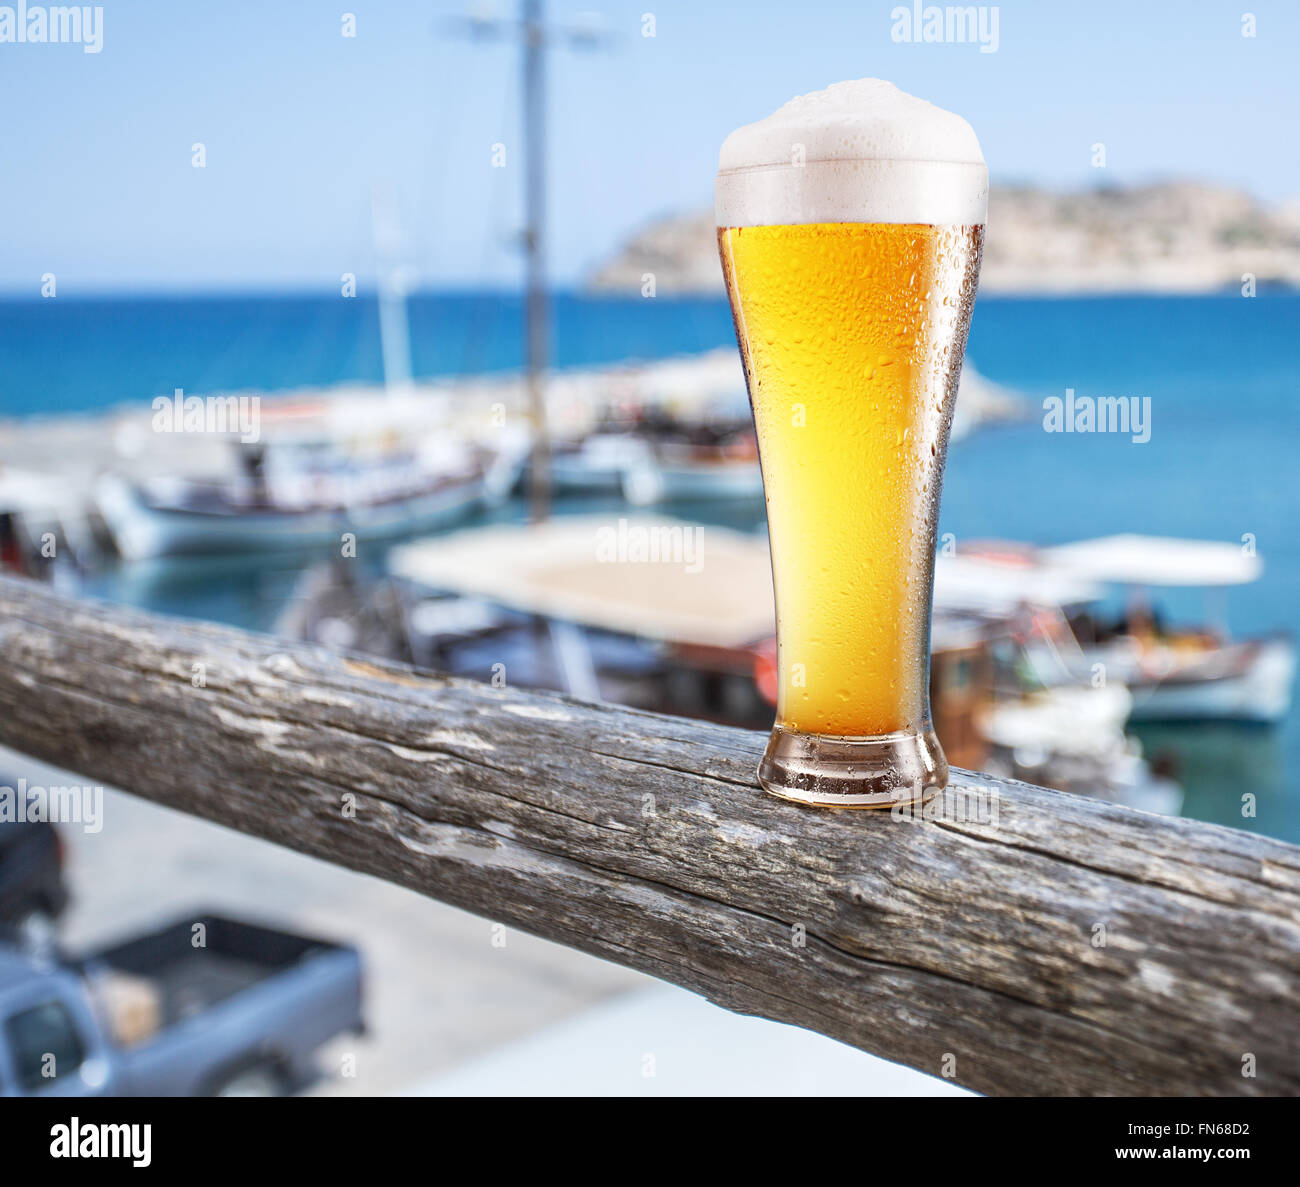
[717,80,987,807]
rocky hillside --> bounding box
[587,182,1300,295]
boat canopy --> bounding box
[1040,534,1262,587]
[389,516,777,649]
[0,469,77,516]
[934,555,1104,615]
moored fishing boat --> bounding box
[1031,535,1296,724]
[96,437,491,561]
[621,434,765,505]
[524,406,763,505]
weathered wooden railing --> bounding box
[0,575,1297,1096]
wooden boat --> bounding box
[525,414,763,505]
[96,439,490,561]
[619,418,763,505]
[543,433,654,495]
[1032,535,1295,724]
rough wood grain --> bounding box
[1,575,1297,1095]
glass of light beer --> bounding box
[717,79,986,807]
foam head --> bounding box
[715,79,987,227]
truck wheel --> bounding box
[212,1062,288,1097]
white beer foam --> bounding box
[716,79,987,227]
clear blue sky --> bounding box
[0,0,1295,292]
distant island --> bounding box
[587,182,1300,296]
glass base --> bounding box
[757,723,948,809]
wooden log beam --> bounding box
[0,574,1297,1095]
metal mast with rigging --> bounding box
[445,2,612,523]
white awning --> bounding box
[1040,534,1261,587]
[390,516,777,649]
[933,555,1104,615]
[0,469,78,516]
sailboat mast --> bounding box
[446,2,610,521]
[523,0,550,523]
[371,184,414,399]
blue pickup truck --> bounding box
[0,913,363,1096]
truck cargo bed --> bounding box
[83,914,339,1025]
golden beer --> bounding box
[721,221,982,736]
[716,80,987,806]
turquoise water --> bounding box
[6,290,1296,842]
[948,296,1299,842]
[0,291,737,418]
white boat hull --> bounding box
[1124,636,1296,723]
[97,474,485,561]
[623,460,764,505]
[1026,633,1296,725]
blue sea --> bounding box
[2,290,1297,842]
